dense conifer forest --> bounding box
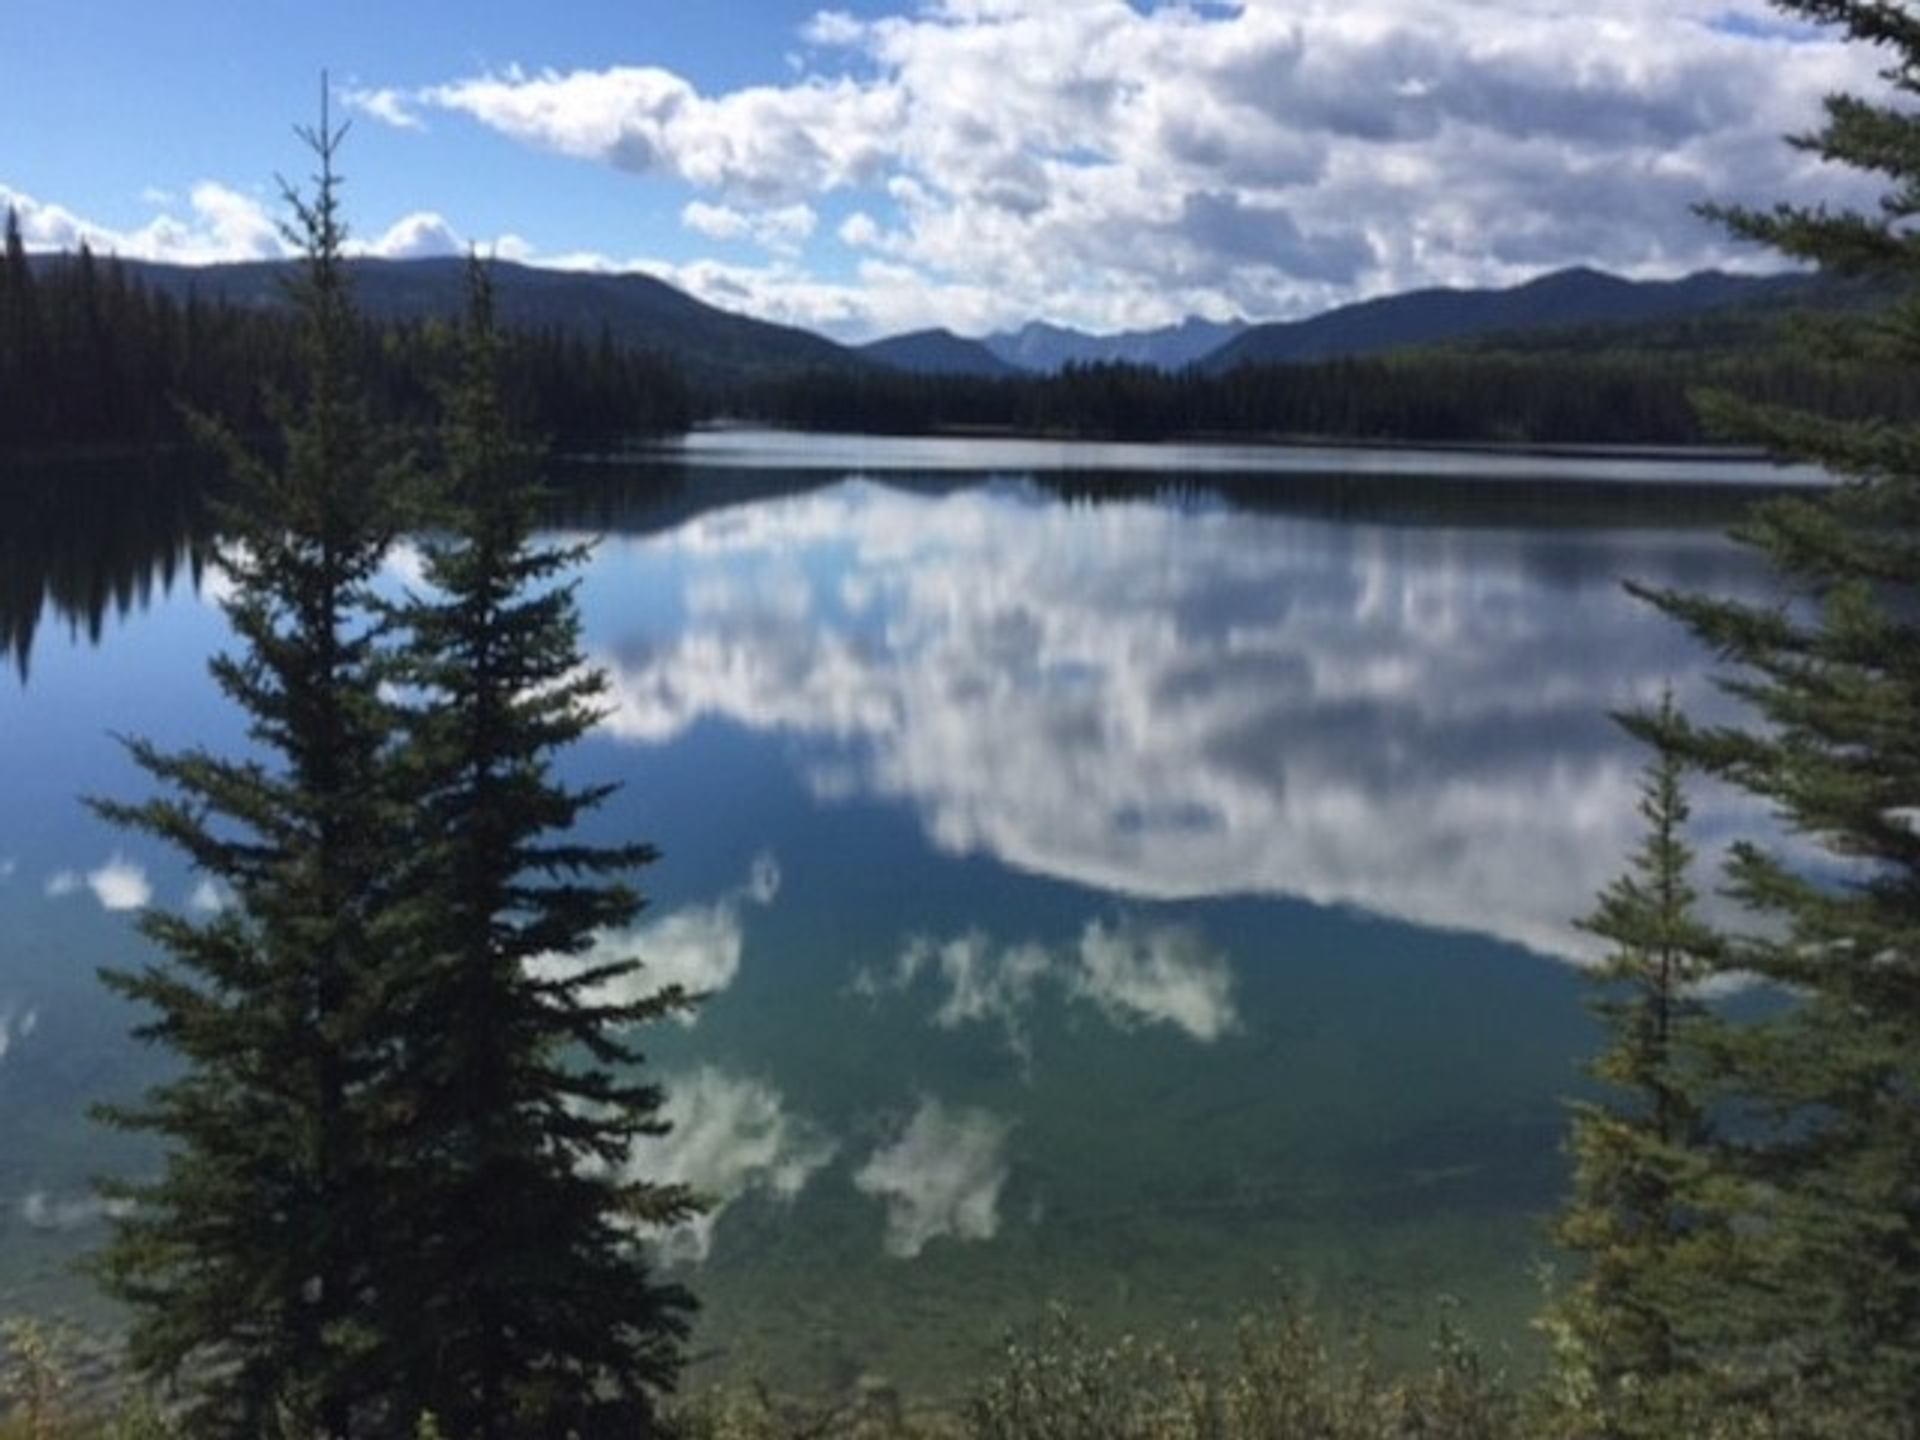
[0,210,690,451]
[743,338,1920,446]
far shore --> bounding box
[688,417,1783,466]
[4,425,1808,483]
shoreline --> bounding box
[691,417,1779,466]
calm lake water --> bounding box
[0,432,1799,1394]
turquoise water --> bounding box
[0,438,1788,1393]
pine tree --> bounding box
[0,207,18,440]
[89,102,415,1439]
[2,204,44,440]
[379,258,696,1439]
[1544,697,1728,1438]
[1638,0,1920,1428]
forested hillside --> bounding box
[1202,265,1827,370]
[747,329,1920,446]
[110,252,859,386]
[0,214,690,450]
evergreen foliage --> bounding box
[741,343,1920,446]
[87,110,413,1439]
[84,104,698,1434]
[1603,0,1920,1430]
[0,209,690,451]
[377,257,696,1437]
[1543,698,1729,1437]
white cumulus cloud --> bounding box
[184,181,283,259]
[343,86,427,131]
[417,64,900,203]
[1,181,293,267]
[366,211,466,259]
[4,4,1887,337]
[682,200,819,254]
[353,0,1879,334]
[0,183,477,269]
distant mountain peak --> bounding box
[857,327,1022,378]
[982,315,1249,373]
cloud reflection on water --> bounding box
[42,854,152,911]
[589,481,1769,961]
[853,1098,1012,1260]
[0,1005,38,1064]
[1074,918,1239,1041]
[527,855,780,1024]
[859,918,1240,1060]
[858,931,1053,1063]
[19,1190,131,1232]
[86,855,152,912]
[646,1066,838,1264]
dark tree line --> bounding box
[0,208,691,451]
[744,344,1920,447]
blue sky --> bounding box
[0,0,1875,340]
[3,2,853,252]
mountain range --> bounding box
[1200,265,1820,372]
[63,252,1829,387]
[104,255,856,387]
[856,328,1022,378]
[981,316,1248,373]
[858,267,1823,378]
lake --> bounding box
[0,432,1800,1395]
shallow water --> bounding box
[0,436,1785,1393]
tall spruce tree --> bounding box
[2,205,42,439]
[1636,0,1920,1428]
[1545,697,1728,1438]
[379,258,696,1439]
[90,104,413,1439]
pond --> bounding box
[0,432,1799,1395]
